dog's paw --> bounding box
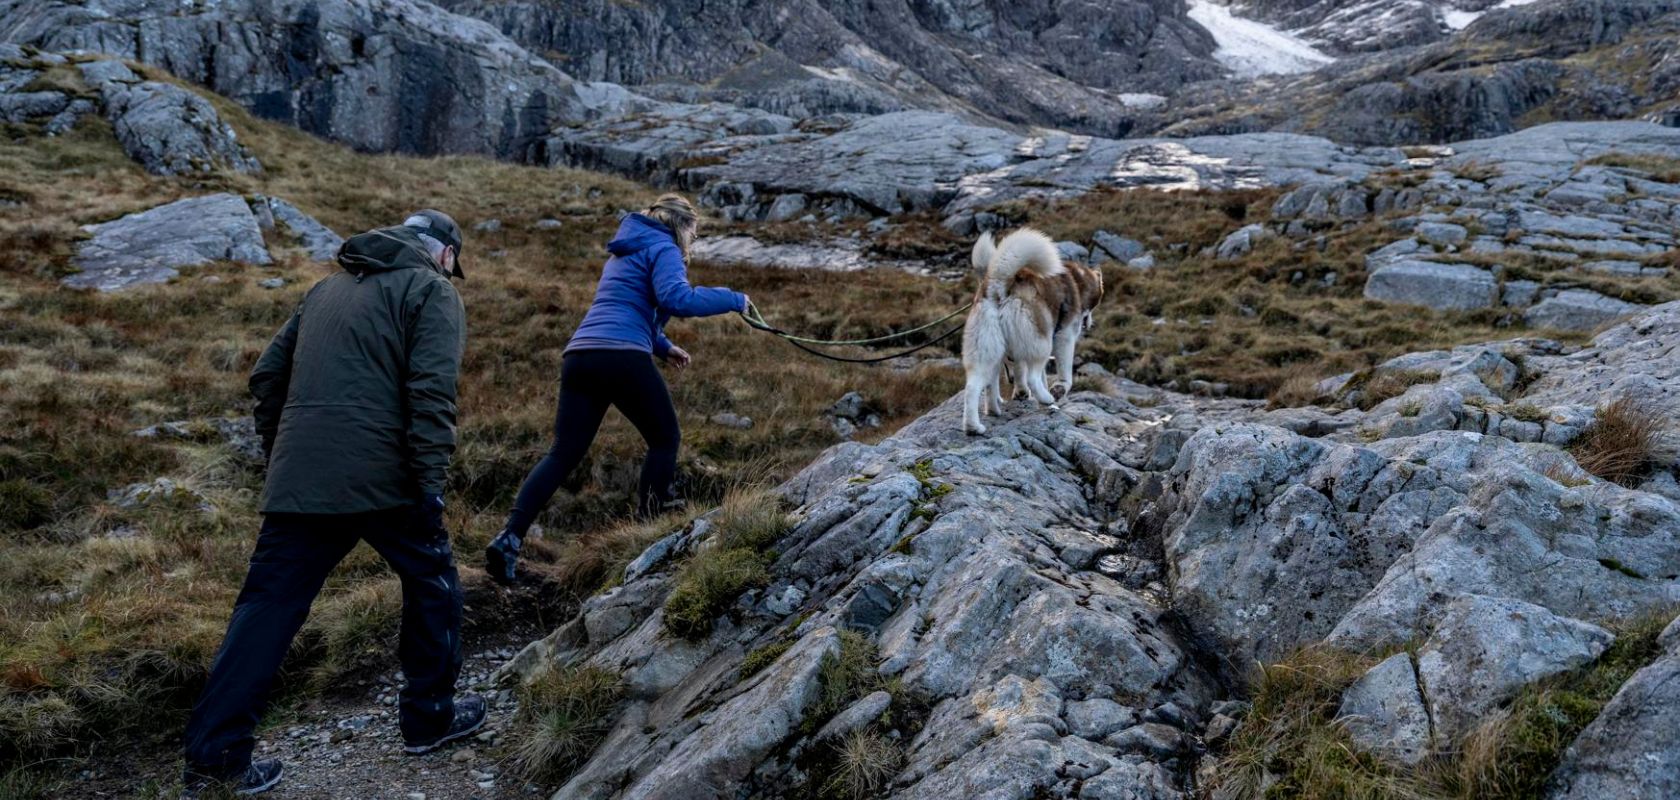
[1051,383,1068,399]
[964,422,987,435]
[1047,404,1061,413]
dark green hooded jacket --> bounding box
[250,225,467,514]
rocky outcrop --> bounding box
[500,288,1680,796]
[251,196,343,262]
[66,194,272,291]
[77,58,262,176]
[1243,122,1680,330]
[0,0,649,159]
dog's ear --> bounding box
[971,231,996,271]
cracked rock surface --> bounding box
[503,302,1680,797]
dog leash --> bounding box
[739,300,972,363]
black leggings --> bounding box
[504,349,680,534]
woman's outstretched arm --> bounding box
[650,244,746,318]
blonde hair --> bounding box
[645,193,699,255]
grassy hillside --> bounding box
[0,58,963,791]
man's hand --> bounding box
[417,493,446,532]
[666,345,692,369]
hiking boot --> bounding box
[403,694,487,755]
[182,759,284,797]
[485,529,522,586]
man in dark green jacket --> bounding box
[183,211,478,796]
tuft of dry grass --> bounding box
[504,664,622,784]
[1569,397,1667,486]
[1589,152,1680,183]
[821,730,902,799]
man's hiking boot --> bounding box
[182,759,284,797]
[485,530,521,586]
[403,694,487,755]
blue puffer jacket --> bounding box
[566,213,746,357]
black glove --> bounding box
[485,528,522,586]
[416,493,446,532]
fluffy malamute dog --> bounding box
[962,228,1104,434]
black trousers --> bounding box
[504,349,680,535]
[183,507,464,776]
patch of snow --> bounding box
[1441,8,1482,29]
[1118,93,1168,110]
[801,64,856,83]
[1187,0,1335,78]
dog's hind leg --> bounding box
[1051,327,1078,399]
[989,368,1007,415]
[1024,358,1059,408]
[963,363,996,434]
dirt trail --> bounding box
[62,578,568,800]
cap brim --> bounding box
[451,258,466,280]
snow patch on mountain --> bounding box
[1187,0,1336,77]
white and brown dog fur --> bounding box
[962,227,1104,434]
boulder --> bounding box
[78,59,262,176]
[253,196,343,261]
[1215,224,1268,260]
[1363,260,1498,311]
[1412,595,1611,742]
[1524,289,1644,332]
[1339,653,1432,766]
[1546,615,1680,800]
[65,194,272,291]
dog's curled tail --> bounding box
[976,227,1063,300]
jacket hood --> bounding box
[606,213,677,257]
[337,226,448,277]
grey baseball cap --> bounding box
[409,209,466,279]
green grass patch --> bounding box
[661,490,789,640]
[739,639,794,681]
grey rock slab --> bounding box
[810,690,891,743]
[1416,221,1468,246]
[1092,230,1148,263]
[1339,653,1433,767]
[1162,424,1469,665]
[257,196,343,261]
[1065,698,1138,741]
[1216,223,1269,260]
[1524,289,1644,332]
[1414,594,1612,743]
[1547,622,1680,800]
[66,194,272,291]
[1521,301,1680,421]
[1363,260,1498,311]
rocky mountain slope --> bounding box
[435,0,1227,137]
[498,300,1680,799]
[1154,0,1680,143]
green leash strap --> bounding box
[738,300,972,364]
[739,300,972,346]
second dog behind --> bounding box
[961,227,1104,434]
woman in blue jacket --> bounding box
[486,194,747,584]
